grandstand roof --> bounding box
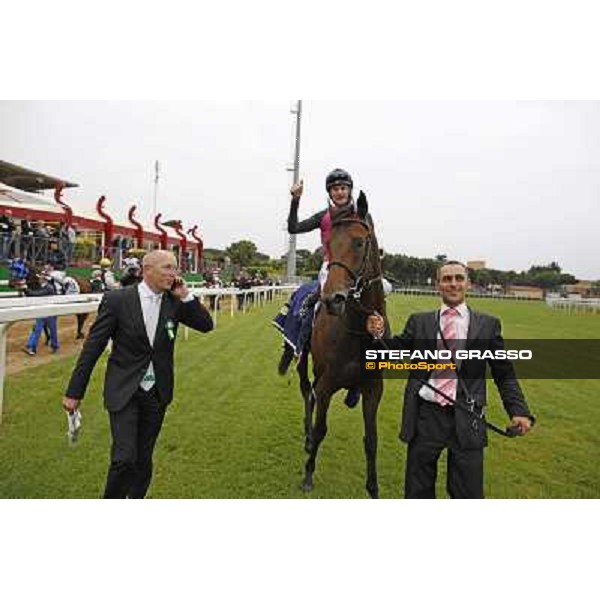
[0,160,78,192]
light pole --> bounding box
[286,100,302,281]
[153,160,160,218]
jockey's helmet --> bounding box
[325,168,353,194]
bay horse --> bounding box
[297,191,390,498]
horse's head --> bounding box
[25,265,43,290]
[323,191,380,317]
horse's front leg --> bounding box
[302,379,333,493]
[361,379,383,499]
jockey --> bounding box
[284,168,361,408]
[99,257,119,290]
[288,168,356,291]
[89,269,106,293]
[120,253,143,287]
[50,271,80,295]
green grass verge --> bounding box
[0,295,599,498]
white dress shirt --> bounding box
[138,281,163,391]
[419,302,470,403]
[138,281,196,391]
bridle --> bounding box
[327,218,381,304]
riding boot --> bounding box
[277,342,295,376]
[344,387,361,409]
[299,289,320,318]
[297,307,317,357]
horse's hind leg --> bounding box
[76,313,88,339]
[361,380,383,499]
[302,380,332,493]
[297,352,315,453]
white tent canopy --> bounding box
[0,182,62,212]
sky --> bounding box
[0,100,598,279]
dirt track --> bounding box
[6,315,92,376]
[5,295,255,376]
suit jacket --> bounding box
[66,284,213,411]
[387,308,534,449]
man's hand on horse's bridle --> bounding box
[367,313,385,338]
[511,416,533,435]
[290,179,304,199]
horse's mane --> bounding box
[363,213,382,280]
[329,203,357,225]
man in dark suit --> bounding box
[367,260,534,498]
[63,250,213,498]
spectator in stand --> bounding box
[34,221,49,238]
[19,216,34,260]
[65,224,77,265]
[0,210,16,259]
[47,243,67,271]
[20,217,33,237]
[34,221,50,259]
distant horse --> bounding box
[298,191,389,498]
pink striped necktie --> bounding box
[432,307,458,406]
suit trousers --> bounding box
[103,386,166,499]
[405,401,484,499]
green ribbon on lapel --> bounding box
[166,319,176,341]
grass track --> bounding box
[0,294,599,498]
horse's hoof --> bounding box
[301,479,313,493]
[367,486,379,499]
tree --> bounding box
[295,249,312,272]
[226,240,258,267]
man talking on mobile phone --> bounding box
[63,250,213,498]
